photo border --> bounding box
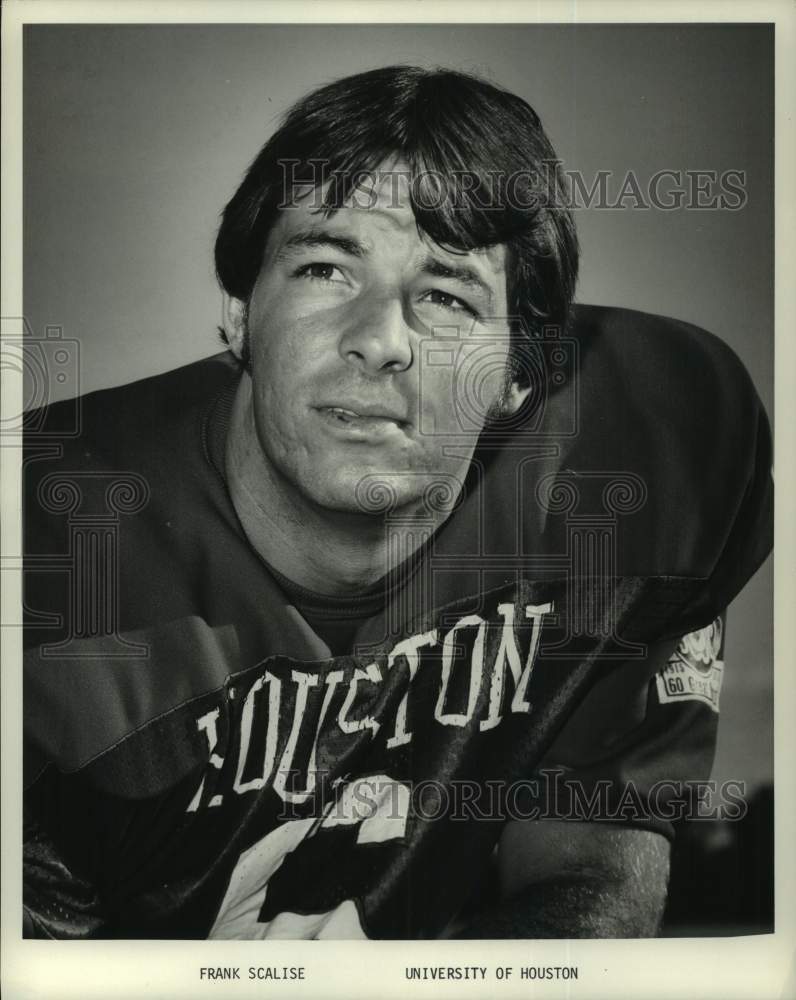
[2,3,793,998]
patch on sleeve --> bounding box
[655,618,724,713]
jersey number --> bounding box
[209,775,409,939]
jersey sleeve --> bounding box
[526,613,728,841]
[539,306,774,644]
[672,362,773,637]
[24,801,107,939]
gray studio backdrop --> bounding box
[23,23,774,791]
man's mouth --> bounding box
[315,405,410,435]
[316,404,408,424]
[327,407,364,422]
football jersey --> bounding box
[22,304,773,939]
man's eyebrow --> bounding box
[275,229,368,259]
[418,256,496,305]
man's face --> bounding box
[227,167,527,516]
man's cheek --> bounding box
[417,353,507,438]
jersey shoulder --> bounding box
[468,304,773,636]
[25,351,239,468]
[575,305,771,616]
[568,303,766,454]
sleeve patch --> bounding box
[655,618,724,713]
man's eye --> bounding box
[420,289,477,316]
[295,262,346,283]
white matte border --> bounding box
[2,3,794,999]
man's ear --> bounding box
[222,294,248,362]
[500,380,534,417]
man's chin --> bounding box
[306,470,465,520]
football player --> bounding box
[23,66,772,938]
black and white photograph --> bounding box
[1,3,792,998]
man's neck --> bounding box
[224,378,445,596]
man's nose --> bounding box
[338,294,413,376]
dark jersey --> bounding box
[22,305,773,939]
